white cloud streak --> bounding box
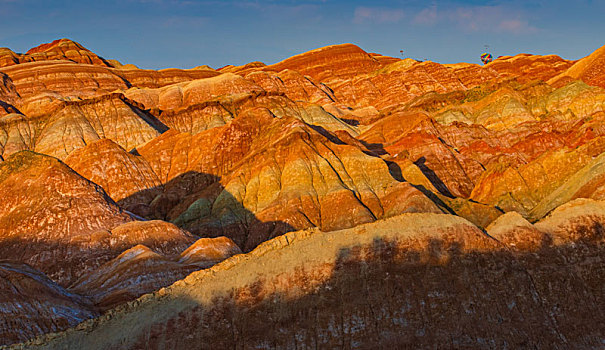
[353,6,405,24]
[413,4,538,34]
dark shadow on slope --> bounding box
[0,171,295,345]
[413,156,454,198]
[340,118,360,126]
[118,171,220,220]
[357,140,403,182]
[356,138,454,200]
[119,171,295,252]
[114,73,133,89]
[122,97,169,133]
[118,232,605,350]
[307,125,346,145]
[384,160,405,182]
[357,139,389,156]
[354,139,457,215]
[0,100,22,115]
[411,184,457,215]
[386,155,457,214]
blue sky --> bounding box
[0,0,603,69]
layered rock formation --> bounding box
[69,235,240,312]
[0,39,604,348]
[0,151,241,345]
[0,39,111,68]
[0,262,98,346]
[64,138,162,209]
[550,44,605,88]
[0,151,213,284]
[0,151,133,285]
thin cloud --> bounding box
[450,6,538,34]
[413,4,538,35]
[413,5,437,25]
[498,19,537,34]
[161,15,209,28]
[353,7,405,24]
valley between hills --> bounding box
[0,39,604,349]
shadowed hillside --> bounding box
[9,203,605,349]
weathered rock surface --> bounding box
[135,108,442,250]
[0,113,33,159]
[179,236,242,266]
[32,93,165,159]
[68,245,195,311]
[0,151,133,285]
[0,40,220,123]
[263,43,386,84]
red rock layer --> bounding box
[0,113,33,159]
[64,138,162,210]
[31,93,165,159]
[263,43,385,84]
[68,245,196,311]
[179,236,242,266]
[0,61,220,103]
[0,39,111,68]
[331,53,574,110]
[135,107,441,250]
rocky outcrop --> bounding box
[123,73,262,111]
[0,40,221,112]
[246,69,336,105]
[134,107,443,250]
[68,245,195,311]
[0,151,133,284]
[0,72,19,106]
[263,43,386,84]
[486,53,574,84]
[69,236,240,311]
[0,61,129,101]
[179,236,242,266]
[118,68,220,89]
[0,113,33,159]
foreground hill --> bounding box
[11,200,605,349]
[0,39,604,347]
